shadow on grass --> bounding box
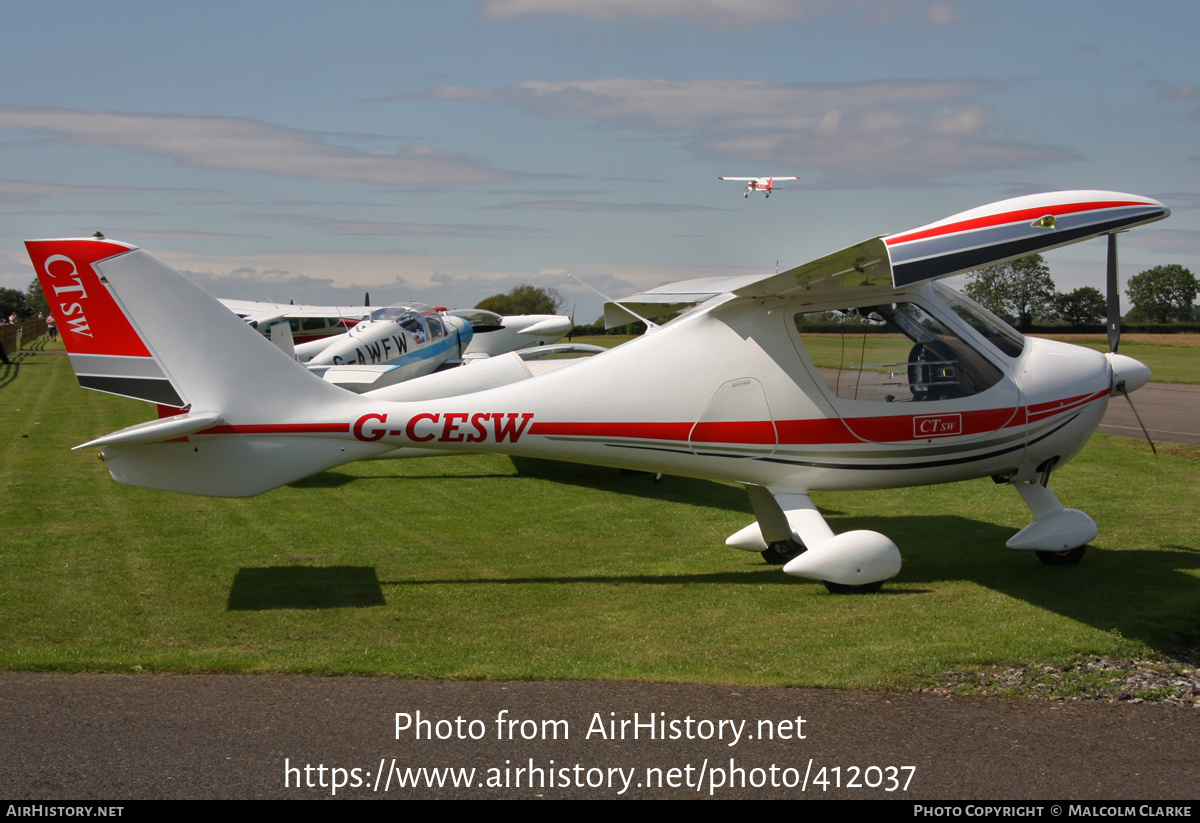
[383,570,933,593]
[382,511,1200,652]
[227,566,386,610]
[507,456,826,515]
[290,472,517,488]
[0,354,24,390]
[824,513,1200,651]
[288,457,771,515]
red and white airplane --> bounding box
[718,175,801,198]
[27,190,1166,593]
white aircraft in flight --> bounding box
[718,176,801,198]
[27,189,1166,593]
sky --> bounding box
[1,0,1197,323]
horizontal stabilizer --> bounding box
[74,411,223,450]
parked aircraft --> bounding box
[718,176,801,198]
[292,303,471,392]
[220,299,367,342]
[226,299,573,392]
[227,300,572,361]
[446,309,573,357]
[26,190,1167,593]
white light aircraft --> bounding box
[27,190,1167,593]
[226,300,575,393]
[225,299,573,359]
[446,309,573,357]
[718,176,801,198]
[300,303,474,392]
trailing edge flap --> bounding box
[74,411,223,450]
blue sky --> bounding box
[2,0,1197,322]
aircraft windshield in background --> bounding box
[27,189,1168,594]
[718,176,801,198]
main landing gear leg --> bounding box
[1006,480,1096,565]
[725,486,901,593]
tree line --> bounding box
[963,256,1198,329]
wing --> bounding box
[603,274,775,327]
[219,298,370,322]
[607,191,1169,324]
[884,190,1168,287]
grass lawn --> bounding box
[1029,333,1200,384]
[1,343,1196,690]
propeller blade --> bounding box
[1117,382,1157,455]
[1106,232,1120,353]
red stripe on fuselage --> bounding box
[530,421,694,441]
[184,393,1103,447]
[1025,389,1108,422]
[532,397,1099,447]
[198,423,352,435]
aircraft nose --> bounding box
[1106,352,1152,396]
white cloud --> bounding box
[923,3,963,26]
[403,78,1076,185]
[480,0,964,27]
[0,179,205,206]
[0,106,518,186]
[481,199,724,212]
[242,213,547,238]
[481,0,844,23]
[1166,82,1200,118]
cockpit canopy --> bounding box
[362,304,444,341]
[793,292,1018,404]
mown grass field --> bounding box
[1030,333,1200,385]
[1,340,1197,690]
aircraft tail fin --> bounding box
[26,238,352,415]
[26,238,189,406]
[25,238,383,497]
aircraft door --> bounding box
[689,378,778,457]
[789,300,1020,445]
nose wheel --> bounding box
[823,580,884,595]
[1036,546,1086,565]
[760,539,804,565]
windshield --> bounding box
[933,283,1025,358]
[794,301,1004,402]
